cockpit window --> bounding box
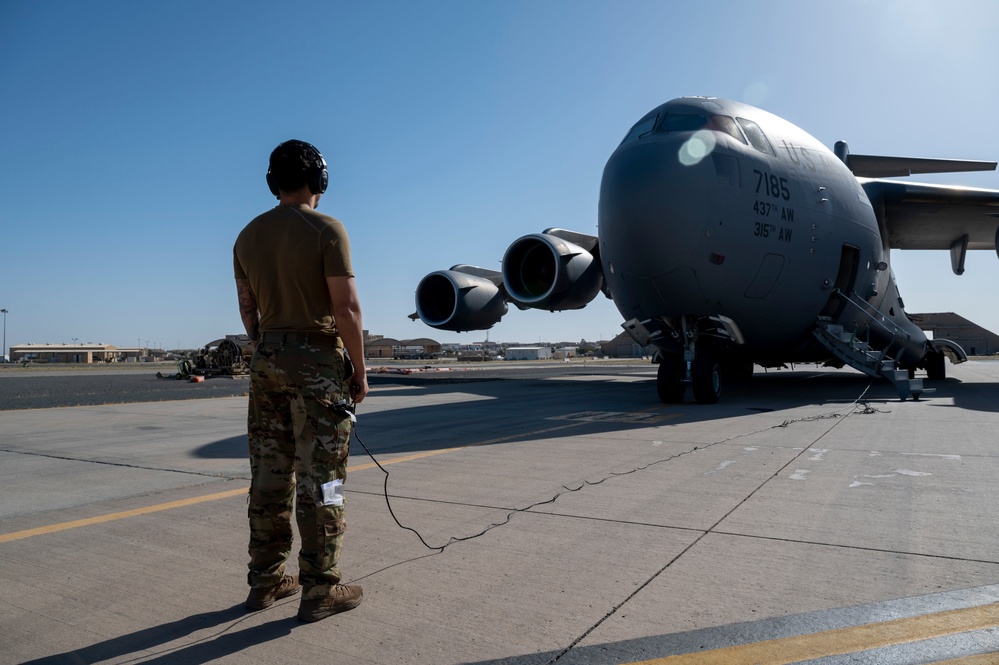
[620,112,659,145]
[656,113,708,134]
[652,112,748,145]
[707,115,747,144]
[622,110,768,150]
[736,117,776,156]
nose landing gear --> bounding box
[657,354,685,403]
[656,351,722,405]
[655,315,736,405]
[691,353,722,404]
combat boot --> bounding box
[297,583,363,622]
[245,574,301,610]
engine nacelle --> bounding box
[502,233,603,310]
[415,269,508,332]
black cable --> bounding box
[350,422,449,551]
[343,380,888,553]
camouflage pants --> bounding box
[246,339,352,590]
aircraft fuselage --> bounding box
[599,97,918,365]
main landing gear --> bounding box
[925,350,946,381]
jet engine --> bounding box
[502,230,603,311]
[415,267,509,332]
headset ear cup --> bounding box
[316,166,328,194]
[309,154,328,194]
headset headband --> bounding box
[266,140,329,197]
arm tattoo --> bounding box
[235,279,260,340]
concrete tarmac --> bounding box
[2,361,999,664]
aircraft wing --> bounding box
[847,155,996,178]
[864,180,999,251]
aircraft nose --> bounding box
[598,140,711,278]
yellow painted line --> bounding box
[0,487,250,544]
[632,602,999,664]
[932,654,999,665]
[0,453,435,544]
[0,419,597,544]
[349,447,466,471]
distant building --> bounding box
[910,313,999,356]
[405,338,442,356]
[364,336,442,359]
[601,331,656,358]
[505,346,553,361]
[9,343,159,364]
[366,337,401,359]
[443,343,482,354]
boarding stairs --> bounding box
[812,291,924,401]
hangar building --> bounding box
[910,313,999,356]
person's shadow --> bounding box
[22,603,297,664]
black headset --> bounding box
[266,140,329,197]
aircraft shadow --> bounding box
[191,368,995,461]
[195,435,248,459]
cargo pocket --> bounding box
[310,395,351,467]
[318,506,347,573]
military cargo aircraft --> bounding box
[412,97,999,404]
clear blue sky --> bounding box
[2,0,998,350]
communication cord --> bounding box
[338,380,887,554]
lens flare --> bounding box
[678,130,716,166]
[743,81,769,106]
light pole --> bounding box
[1,308,7,363]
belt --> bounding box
[258,331,343,349]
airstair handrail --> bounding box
[829,289,910,363]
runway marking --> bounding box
[549,410,679,424]
[934,655,999,664]
[631,602,999,664]
[0,419,600,543]
[0,488,250,544]
[348,447,466,472]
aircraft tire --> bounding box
[692,355,722,404]
[657,355,685,403]
[926,351,946,381]
[725,359,754,382]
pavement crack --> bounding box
[546,529,714,663]
[546,383,881,663]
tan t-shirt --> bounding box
[233,204,353,335]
